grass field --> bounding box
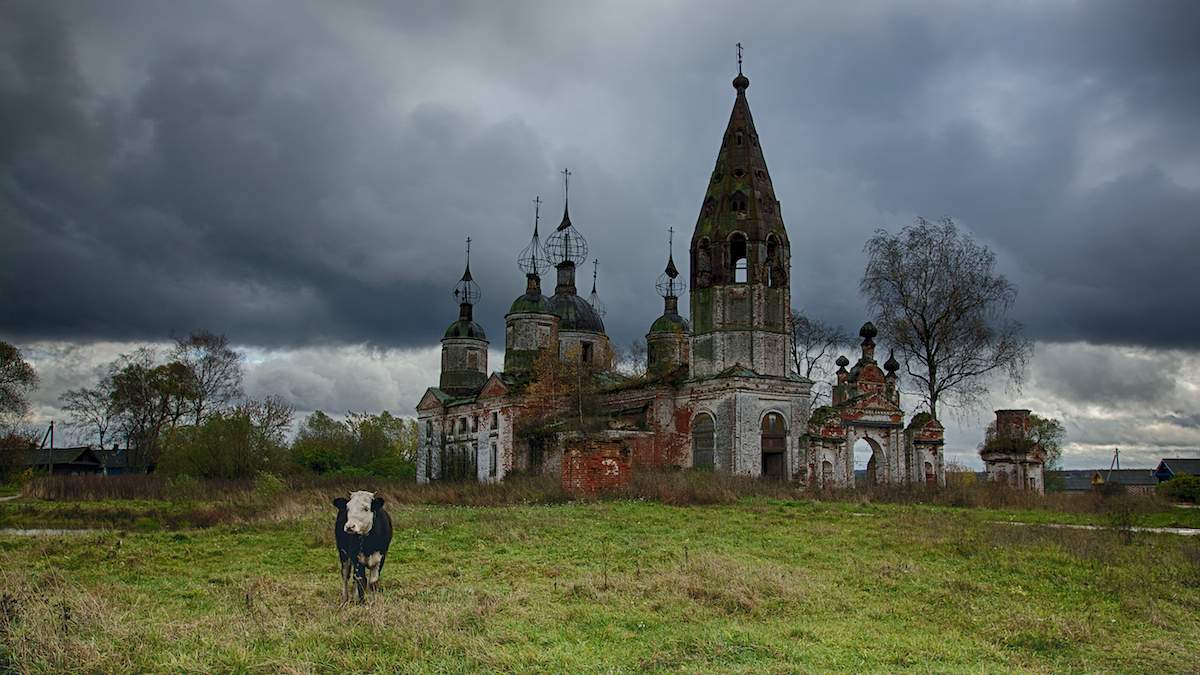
[2,488,1199,673]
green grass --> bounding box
[2,497,1198,672]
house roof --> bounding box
[20,446,132,469]
[1157,458,1200,477]
[1053,469,1157,491]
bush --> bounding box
[364,456,416,480]
[1159,474,1200,503]
[253,472,286,499]
[159,411,289,479]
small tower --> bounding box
[440,238,488,396]
[981,409,1046,494]
[504,197,559,375]
[647,227,690,374]
[544,169,611,369]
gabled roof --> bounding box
[1156,458,1200,478]
[477,373,510,400]
[21,446,102,468]
[417,388,453,411]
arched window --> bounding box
[925,461,936,487]
[692,413,715,469]
[821,460,834,486]
[761,412,786,479]
[730,191,748,213]
[730,233,748,283]
[766,235,779,288]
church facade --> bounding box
[415,66,943,489]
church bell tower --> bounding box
[688,52,792,378]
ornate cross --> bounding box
[736,43,743,75]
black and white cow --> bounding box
[332,490,393,604]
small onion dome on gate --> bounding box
[859,321,878,341]
[549,293,605,332]
[835,355,850,369]
[884,350,900,374]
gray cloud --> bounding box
[3,1,1199,351]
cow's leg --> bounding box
[366,552,384,592]
[354,562,367,604]
[340,557,352,605]
[372,554,386,592]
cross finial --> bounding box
[668,225,675,250]
[532,195,542,232]
[736,42,743,75]
[591,259,599,292]
[561,167,572,202]
[465,236,472,263]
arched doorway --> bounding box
[924,461,936,487]
[854,437,883,487]
[761,412,786,479]
[692,413,715,469]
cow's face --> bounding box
[334,490,384,536]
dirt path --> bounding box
[991,520,1199,536]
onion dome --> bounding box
[517,196,550,277]
[549,293,605,332]
[544,168,589,266]
[859,322,878,341]
[884,350,900,375]
[444,237,487,340]
[835,355,850,369]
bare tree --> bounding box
[790,311,850,407]
[60,382,118,448]
[616,338,648,378]
[239,395,295,446]
[861,217,1031,419]
[0,340,38,430]
[173,330,243,425]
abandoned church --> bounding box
[415,65,945,491]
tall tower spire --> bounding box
[441,235,488,395]
[688,51,793,378]
[453,236,481,321]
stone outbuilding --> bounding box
[980,409,1046,494]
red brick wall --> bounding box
[562,438,632,494]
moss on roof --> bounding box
[443,319,487,340]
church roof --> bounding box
[443,319,487,340]
[549,292,605,332]
[649,311,689,334]
[690,67,788,247]
[508,291,551,315]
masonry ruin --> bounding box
[415,65,943,492]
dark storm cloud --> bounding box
[2,1,1198,351]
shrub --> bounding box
[364,456,416,480]
[159,411,289,479]
[253,472,286,499]
[1159,474,1200,503]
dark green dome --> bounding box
[443,319,487,340]
[549,292,605,332]
[508,292,551,315]
[650,312,690,334]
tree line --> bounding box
[1,330,417,481]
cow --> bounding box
[332,490,393,604]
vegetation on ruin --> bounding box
[2,475,1199,672]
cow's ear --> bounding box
[371,496,385,511]
[332,497,348,509]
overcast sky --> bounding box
[4,1,1198,468]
